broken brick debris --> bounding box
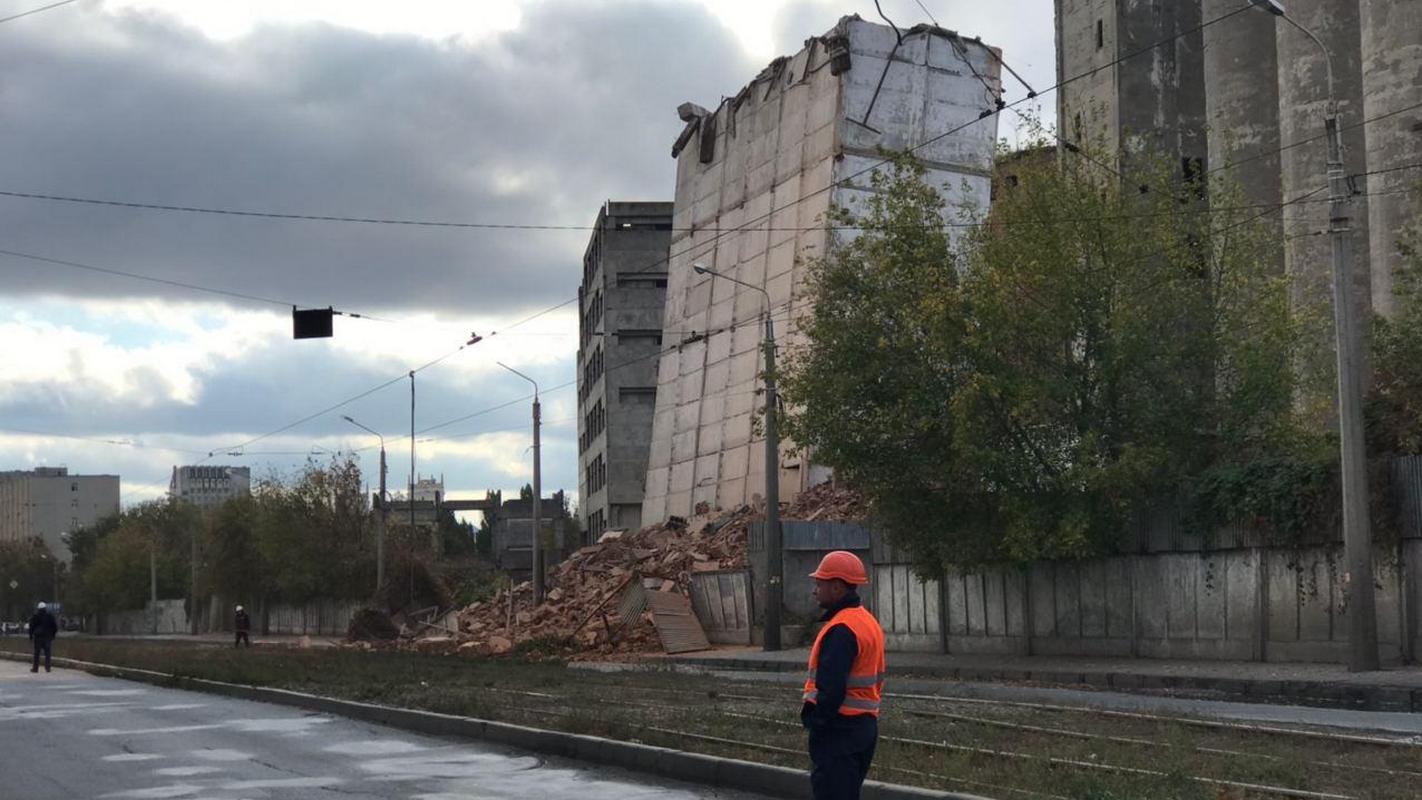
[380,481,865,660]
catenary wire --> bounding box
[0,245,394,321]
[0,0,79,26]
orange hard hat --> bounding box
[809,550,869,585]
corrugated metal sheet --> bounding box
[1393,455,1422,540]
[690,569,753,644]
[617,580,648,629]
[647,591,711,654]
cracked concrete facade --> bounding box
[641,17,1002,523]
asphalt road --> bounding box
[0,660,770,799]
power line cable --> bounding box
[0,0,78,26]
[0,425,209,456]
[14,8,1259,464]
[616,2,1255,278]
[0,5,1251,276]
[0,245,393,320]
[1206,98,1422,180]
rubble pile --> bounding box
[391,481,867,660]
[406,505,757,660]
[784,481,868,522]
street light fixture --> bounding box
[342,415,388,593]
[692,262,783,652]
[1249,0,1378,671]
[499,361,544,604]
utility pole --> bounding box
[410,370,417,607]
[1252,0,1378,670]
[342,415,387,593]
[1326,110,1380,671]
[499,362,544,603]
[190,523,198,635]
[150,544,157,635]
[692,264,781,650]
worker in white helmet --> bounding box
[234,604,251,648]
[28,601,58,673]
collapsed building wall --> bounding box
[642,16,1002,523]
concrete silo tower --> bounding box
[1274,0,1371,321]
[1202,0,1283,268]
[1360,0,1422,316]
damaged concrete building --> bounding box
[1055,0,1422,318]
[576,201,674,543]
[641,16,1003,522]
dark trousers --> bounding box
[808,716,877,800]
[234,631,250,647]
[31,638,52,671]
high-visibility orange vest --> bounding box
[802,605,886,717]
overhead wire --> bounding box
[0,245,395,321]
[0,425,209,456]
[2,3,1282,470]
[0,0,79,26]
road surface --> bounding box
[0,660,769,799]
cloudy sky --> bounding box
[0,0,1053,512]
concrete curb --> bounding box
[0,652,982,800]
[666,656,1422,713]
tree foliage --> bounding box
[1368,200,1422,454]
[782,145,1319,571]
[0,538,61,620]
[71,456,378,612]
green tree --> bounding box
[782,145,1312,572]
[1368,195,1422,454]
[0,538,59,619]
[81,500,199,611]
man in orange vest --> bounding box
[802,550,885,800]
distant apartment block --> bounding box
[169,465,251,509]
[0,466,120,560]
[576,200,674,542]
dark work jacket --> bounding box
[801,593,874,734]
[235,611,251,632]
[28,610,57,641]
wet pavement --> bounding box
[0,660,769,799]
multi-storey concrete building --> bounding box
[1056,0,1421,320]
[576,201,673,542]
[640,17,1002,523]
[169,465,251,509]
[0,467,119,560]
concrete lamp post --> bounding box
[342,415,387,594]
[1249,0,1379,671]
[692,262,783,652]
[498,361,544,605]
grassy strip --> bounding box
[3,639,1411,800]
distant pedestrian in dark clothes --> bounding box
[801,552,885,800]
[234,605,251,648]
[28,602,58,673]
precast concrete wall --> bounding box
[644,18,1000,523]
[101,599,188,635]
[265,599,360,637]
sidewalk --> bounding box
[35,632,342,647]
[668,647,1422,712]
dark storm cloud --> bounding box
[0,1,755,314]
